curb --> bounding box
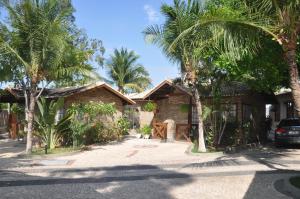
[274,176,300,198]
[184,144,224,156]
[284,177,300,197]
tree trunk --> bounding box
[25,92,36,154]
[284,46,300,117]
[193,88,206,152]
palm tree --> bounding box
[174,0,300,116]
[106,48,151,94]
[0,0,92,153]
[144,0,209,152]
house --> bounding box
[0,82,135,136]
[268,88,297,129]
[127,80,276,145]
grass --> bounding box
[31,147,81,156]
[191,144,223,153]
[290,176,300,189]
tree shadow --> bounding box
[215,145,300,199]
[0,164,193,199]
[216,145,300,170]
[242,170,300,199]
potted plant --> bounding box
[140,125,152,139]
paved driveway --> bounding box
[1,137,300,199]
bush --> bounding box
[116,117,130,135]
[97,123,119,143]
[84,122,105,145]
[142,102,157,112]
[140,125,152,135]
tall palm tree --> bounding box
[0,0,92,153]
[144,0,209,152]
[175,0,300,116]
[106,48,151,94]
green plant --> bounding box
[97,123,119,143]
[69,120,90,148]
[68,102,118,147]
[34,98,72,149]
[0,103,8,110]
[11,103,25,124]
[192,139,199,153]
[116,117,130,135]
[143,102,157,112]
[140,125,152,135]
[179,104,189,113]
[0,0,104,154]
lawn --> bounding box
[31,147,81,156]
[290,176,300,189]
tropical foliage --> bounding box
[144,0,208,152]
[106,48,151,94]
[0,0,101,153]
[34,98,71,149]
[173,0,300,114]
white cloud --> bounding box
[143,4,159,23]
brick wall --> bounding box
[64,87,124,119]
[155,94,190,124]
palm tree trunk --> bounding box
[25,91,36,154]
[192,87,206,152]
[284,46,300,117]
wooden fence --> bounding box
[0,110,9,127]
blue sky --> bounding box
[72,0,179,86]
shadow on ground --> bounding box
[218,144,300,199]
[0,165,193,199]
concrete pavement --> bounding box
[1,137,300,198]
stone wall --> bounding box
[64,87,124,120]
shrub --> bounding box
[67,102,117,147]
[116,117,130,135]
[140,125,152,135]
[97,123,119,143]
[142,102,157,112]
[84,122,105,145]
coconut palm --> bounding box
[0,0,93,153]
[106,48,151,94]
[144,0,209,152]
[174,0,300,116]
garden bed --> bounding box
[31,147,81,156]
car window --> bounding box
[279,119,300,127]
